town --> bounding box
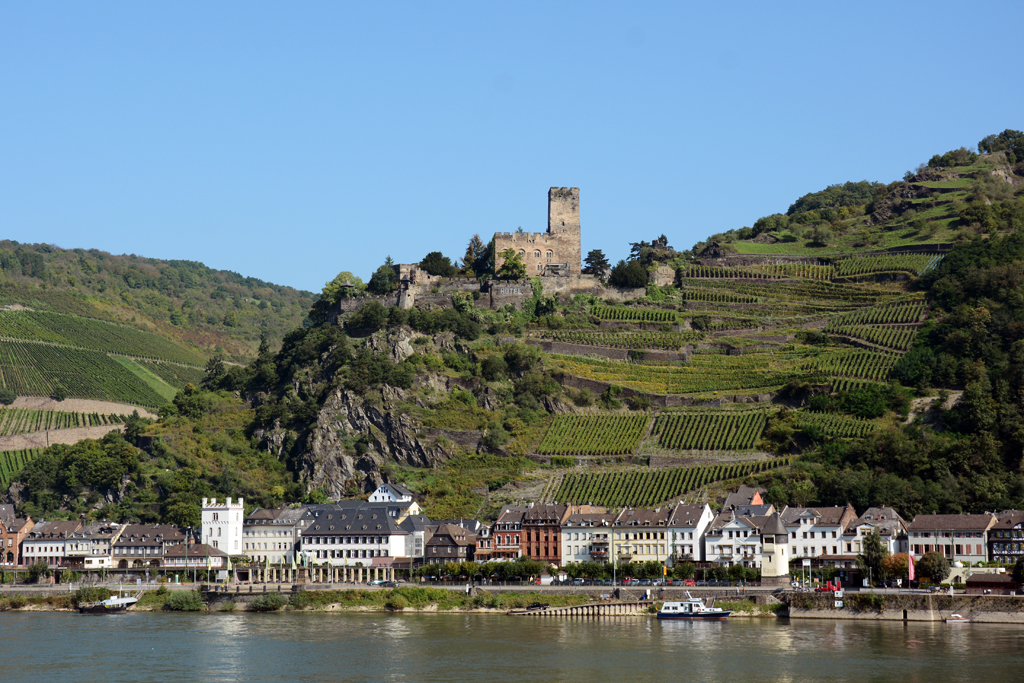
[3,484,1022,596]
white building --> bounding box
[781,505,858,560]
[202,497,244,555]
[367,483,421,516]
[64,522,123,570]
[21,520,82,568]
[760,514,791,587]
[243,506,315,565]
[841,506,908,557]
[704,513,770,568]
[300,504,412,566]
[560,512,617,566]
[907,513,995,566]
[667,503,715,564]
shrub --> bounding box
[0,388,15,405]
[73,587,111,606]
[220,601,237,612]
[164,590,205,611]
[481,355,509,382]
[26,562,49,583]
[384,594,409,611]
[249,592,288,612]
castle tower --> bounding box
[492,188,582,277]
[760,513,791,587]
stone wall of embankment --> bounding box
[786,592,1024,623]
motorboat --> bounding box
[78,590,140,614]
[657,592,731,620]
[945,613,970,623]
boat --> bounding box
[78,590,140,614]
[657,592,731,620]
[945,614,970,623]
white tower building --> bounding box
[202,497,244,554]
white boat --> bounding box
[945,613,970,623]
[78,591,140,614]
[657,592,731,620]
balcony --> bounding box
[589,549,608,557]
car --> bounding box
[628,578,640,586]
[706,579,719,587]
[651,579,664,586]
[572,578,585,586]
[637,579,652,586]
[369,579,386,586]
[682,579,696,587]
[526,602,549,611]
[695,580,707,586]
[381,581,398,588]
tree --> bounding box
[495,249,526,280]
[1013,557,1024,584]
[308,271,365,324]
[0,388,15,405]
[367,261,398,295]
[122,409,150,446]
[52,384,67,402]
[608,259,648,288]
[917,551,950,584]
[583,249,610,278]
[420,252,457,277]
[857,528,888,583]
[808,225,833,246]
[481,355,508,382]
[462,235,490,275]
[881,552,909,580]
[672,561,695,580]
[200,355,225,390]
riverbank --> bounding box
[787,591,1024,624]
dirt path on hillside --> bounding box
[905,390,962,424]
[0,425,125,451]
[10,397,157,419]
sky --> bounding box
[2,2,1022,293]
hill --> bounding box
[0,242,316,361]
[5,129,1024,524]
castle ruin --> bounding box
[493,187,582,276]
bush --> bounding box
[551,456,576,468]
[249,592,288,612]
[0,388,15,405]
[384,594,409,611]
[608,259,649,288]
[26,562,49,583]
[481,355,509,382]
[164,590,205,611]
[73,587,111,606]
[627,395,651,411]
[220,601,237,612]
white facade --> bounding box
[560,523,613,565]
[300,531,409,566]
[783,509,853,559]
[704,517,764,567]
[202,497,244,554]
[368,484,412,504]
[667,504,714,564]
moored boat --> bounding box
[78,592,139,614]
[657,592,731,620]
[945,613,970,623]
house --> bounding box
[492,506,526,560]
[113,524,187,569]
[201,497,244,555]
[21,520,83,568]
[988,510,1024,565]
[560,512,617,566]
[704,512,771,568]
[64,522,124,570]
[424,523,476,564]
[965,573,1017,595]
[781,505,859,560]
[434,519,490,562]
[163,543,229,570]
[300,505,411,566]
[907,514,995,565]
[841,506,908,557]
[521,504,571,565]
[666,503,715,564]
[398,514,433,566]
[243,506,315,565]
[611,507,673,566]
[0,514,33,566]
[723,485,767,509]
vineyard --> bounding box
[552,458,793,508]
[678,263,833,280]
[0,449,42,488]
[537,414,651,455]
[682,288,760,304]
[827,324,918,351]
[653,410,768,451]
[0,408,126,436]
[835,253,944,277]
[138,361,207,389]
[0,311,206,365]
[828,299,926,326]
[0,340,167,407]
[590,306,677,323]
[801,348,900,381]
[538,330,701,350]
[792,411,881,438]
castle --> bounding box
[493,187,582,276]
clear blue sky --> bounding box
[3,2,1021,293]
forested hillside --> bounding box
[5,129,1024,525]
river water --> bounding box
[3,612,1023,683]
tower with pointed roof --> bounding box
[760,512,791,587]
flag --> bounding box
[908,553,915,581]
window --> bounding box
[546,251,552,259]
[212,513,219,521]
[534,250,540,258]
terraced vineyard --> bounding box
[0,449,42,488]
[0,340,167,407]
[801,348,901,381]
[827,324,918,351]
[553,458,793,508]
[537,414,651,455]
[138,361,207,389]
[682,288,760,304]
[792,411,881,438]
[538,330,701,350]
[653,409,768,450]
[0,408,126,436]
[0,311,205,364]
[835,253,944,277]
[829,299,926,326]
[591,306,677,323]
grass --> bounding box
[289,588,590,612]
[113,356,179,403]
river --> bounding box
[3,612,1023,682]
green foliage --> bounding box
[0,388,15,405]
[583,249,610,278]
[928,147,978,168]
[857,529,888,582]
[164,590,205,611]
[978,129,1024,162]
[608,260,648,288]
[26,562,50,583]
[249,591,288,612]
[786,181,884,216]
[420,251,458,277]
[496,249,527,280]
[917,551,950,584]
[367,262,399,295]
[537,414,649,455]
[481,355,509,382]
[73,587,112,605]
[654,409,767,451]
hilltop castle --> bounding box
[493,187,582,276]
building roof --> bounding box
[303,506,407,536]
[667,503,709,528]
[762,514,788,538]
[114,524,186,547]
[388,483,415,498]
[991,510,1024,530]
[25,520,82,540]
[781,505,857,528]
[522,504,569,524]
[426,523,476,547]
[495,506,527,525]
[907,514,996,532]
[399,515,433,533]
[245,507,313,525]
[723,485,765,510]
[615,507,672,527]
[733,504,775,517]
[966,573,1015,585]
[76,522,121,540]
[563,512,617,527]
[164,543,228,558]
[851,506,907,537]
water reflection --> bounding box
[3,613,1024,683]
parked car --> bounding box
[572,578,585,586]
[695,580,707,586]
[651,579,664,586]
[682,579,696,587]
[638,579,652,586]
[706,579,719,587]
[381,581,398,588]
[628,579,641,586]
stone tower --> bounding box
[493,187,582,276]
[760,513,791,587]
